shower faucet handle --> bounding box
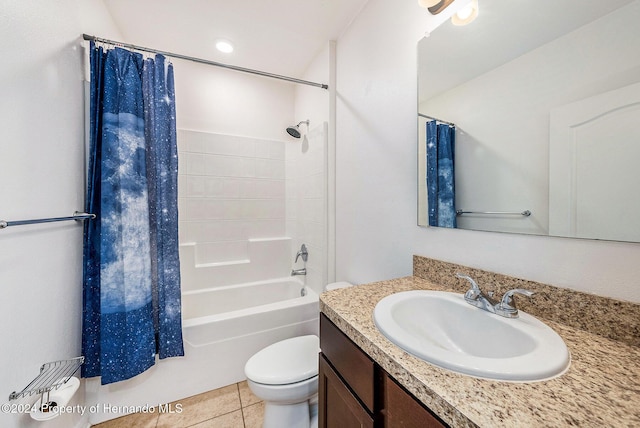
[295,244,308,263]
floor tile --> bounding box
[238,380,261,408]
[156,385,241,428]
[242,401,265,428]
[92,410,158,428]
[187,409,244,428]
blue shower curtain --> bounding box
[426,121,457,228]
[82,42,183,385]
[142,55,183,359]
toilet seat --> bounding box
[245,335,319,385]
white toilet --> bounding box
[245,335,320,428]
[244,282,353,428]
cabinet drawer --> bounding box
[319,354,374,428]
[320,313,375,412]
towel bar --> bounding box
[456,210,531,217]
[0,212,95,230]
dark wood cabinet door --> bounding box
[320,313,375,412]
[319,354,374,428]
[381,372,448,428]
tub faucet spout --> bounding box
[291,268,307,276]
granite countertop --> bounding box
[319,276,640,427]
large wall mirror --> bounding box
[418,0,640,243]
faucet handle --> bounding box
[456,273,481,297]
[295,244,308,263]
[498,289,534,316]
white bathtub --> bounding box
[183,277,309,319]
[87,277,319,425]
[182,278,319,346]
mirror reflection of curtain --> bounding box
[426,121,457,228]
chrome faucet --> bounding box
[291,267,307,276]
[497,288,534,318]
[295,244,308,263]
[456,273,533,318]
[456,273,499,312]
[291,244,308,276]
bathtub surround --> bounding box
[178,126,328,296]
[286,122,329,294]
[177,130,287,266]
[83,42,183,385]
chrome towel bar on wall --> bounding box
[456,210,531,217]
[0,211,96,230]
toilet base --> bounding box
[263,400,311,428]
[309,398,318,428]
[262,397,317,428]
[247,378,318,428]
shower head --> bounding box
[286,120,309,138]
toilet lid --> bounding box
[245,335,319,385]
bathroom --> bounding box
[1,0,639,427]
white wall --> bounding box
[0,1,121,428]
[294,43,332,136]
[335,0,640,303]
[175,60,296,140]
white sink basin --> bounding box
[373,290,570,382]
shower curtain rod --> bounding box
[82,34,329,90]
[418,113,455,127]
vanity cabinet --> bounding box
[319,313,448,428]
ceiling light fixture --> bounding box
[420,0,455,15]
[215,39,234,53]
[451,0,479,26]
[418,0,441,8]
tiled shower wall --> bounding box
[177,130,287,264]
[177,127,327,294]
[286,123,328,294]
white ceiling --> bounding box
[103,0,370,79]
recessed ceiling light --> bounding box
[452,0,479,26]
[215,40,234,53]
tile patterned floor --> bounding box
[92,381,264,428]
